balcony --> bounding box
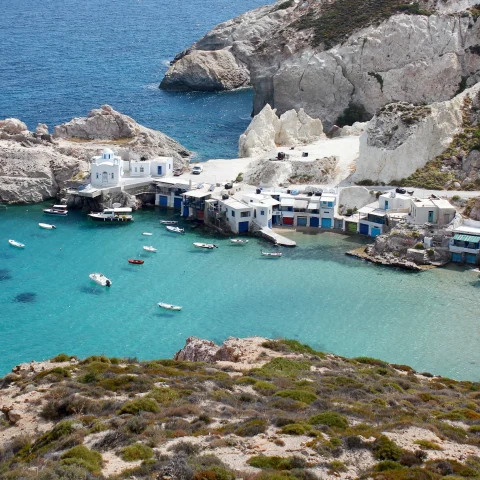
[449,244,480,254]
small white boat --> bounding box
[230,238,249,244]
[43,205,68,216]
[142,232,153,236]
[39,223,56,230]
[89,273,112,287]
[193,242,218,250]
[8,239,25,248]
[261,251,282,257]
[166,226,185,234]
[160,220,178,225]
[143,246,157,252]
[158,302,182,311]
[88,207,133,222]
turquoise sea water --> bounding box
[0,0,268,160]
[1,205,479,380]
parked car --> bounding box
[192,165,203,175]
[173,168,184,176]
[395,187,407,194]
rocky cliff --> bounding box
[0,106,191,204]
[353,83,480,186]
[160,0,480,127]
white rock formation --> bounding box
[353,84,480,184]
[334,122,367,137]
[239,104,324,157]
[162,3,480,127]
[338,186,377,215]
[160,50,249,91]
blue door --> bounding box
[321,218,332,228]
[157,166,162,175]
[174,197,182,209]
[183,206,189,217]
[297,217,308,226]
[239,221,249,233]
[371,227,381,237]
[451,253,463,263]
[310,217,319,227]
[385,200,389,210]
[428,211,434,222]
[466,253,477,264]
[359,223,369,235]
[159,195,168,206]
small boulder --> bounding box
[35,123,49,135]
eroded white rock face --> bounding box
[352,84,480,184]
[239,104,324,158]
[160,50,249,91]
[338,186,376,214]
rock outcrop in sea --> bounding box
[0,105,191,204]
[160,0,480,127]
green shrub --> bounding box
[414,440,442,450]
[309,412,348,430]
[121,443,153,461]
[148,387,180,404]
[50,353,72,362]
[356,179,374,186]
[235,419,268,437]
[375,460,405,472]
[426,248,434,257]
[248,455,305,470]
[452,195,461,201]
[278,339,324,357]
[194,466,235,480]
[60,445,103,473]
[275,390,317,404]
[118,397,159,415]
[373,435,403,461]
[255,358,312,377]
[354,357,388,367]
[274,0,293,10]
[327,460,348,474]
[30,421,73,455]
[253,381,277,394]
[414,242,425,250]
[81,355,111,364]
[280,423,310,435]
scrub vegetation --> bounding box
[0,339,479,479]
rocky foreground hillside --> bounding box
[0,105,191,204]
[1,337,479,480]
[160,0,480,127]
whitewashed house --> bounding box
[408,198,456,225]
[90,148,124,187]
[220,198,253,233]
[378,191,412,211]
[130,157,173,178]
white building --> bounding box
[408,198,456,225]
[130,157,173,178]
[90,148,124,187]
[449,223,480,265]
[378,191,412,211]
[220,198,254,233]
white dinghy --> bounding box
[166,226,184,234]
[39,223,56,230]
[143,246,157,252]
[193,242,218,250]
[261,251,282,258]
[230,238,248,245]
[89,273,112,287]
[142,232,153,236]
[158,302,182,311]
[160,220,178,225]
[8,239,25,248]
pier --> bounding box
[257,226,296,247]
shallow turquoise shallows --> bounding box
[0,205,479,380]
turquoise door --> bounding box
[371,227,381,237]
[465,253,477,264]
[321,218,332,228]
[451,253,463,263]
[297,217,308,226]
[428,211,434,222]
[385,200,389,210]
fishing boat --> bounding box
[166,226,184,234]
[142,232,153,236]
[43,205,68,216]
[89,273,112,287]
[39,223,56,229]
[158,302,182,311]
[143,246,157,252]
[8,239,25,248]
[88,207,133,222]
[160,220,178,225]
[261,251,282,257]
[128,259,144,265]
[193,242,218,250]
[230,238,249,244]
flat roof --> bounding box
[183,189,211,198]
[294,199,309,209]
[358,206,375,214]
[223,198,251,210]
[454,225,480,235]
[321,195,336,202]
[431,199,455,209]
[259,197,280,206]
[281,198,295,207]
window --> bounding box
[231,210,235,217]
[96,173,99,179]
[241,211,250,217]
[328,202,333,207]
[140,167,144,173]
[261,210,265,216]
[111,173,114,179]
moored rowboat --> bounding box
[128,259,144,265]
[261,251,282,257]
[143,246,157,252]
[193,242,218,250]
[142,232,153,236]
[8,239,25,248]
[160,220,178,225]
[166,226,184,234]
[230,238,248,244]
[158,302,182,311]
[39,223,56,229]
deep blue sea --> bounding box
[0,0,268,160]
[1,205,480,380]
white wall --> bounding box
[91,164,122,187]
[130,161,151,177]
